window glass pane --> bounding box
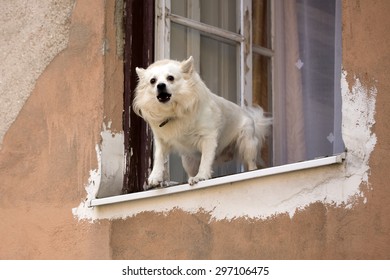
[253,53,271,112]
[200,0,237,33]
[273,0,343,165]
[252,0,271,49]
[253,52,272,166]
[171,0,237,33]
[296,0,343,160]
[171,0,187,17]
[199,35,238,103]
[170,22,189,60]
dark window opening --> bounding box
[122,0,154,194]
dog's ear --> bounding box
[135,67,145,78]
[181,56,194,74]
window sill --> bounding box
[89,153,345,207]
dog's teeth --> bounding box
[157,92,171,103]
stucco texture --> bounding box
[0,0,74,146]
[0,0,110,259]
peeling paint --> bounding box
[97,121,125,198]
[72,144,101,221]
[243,7,251,75]
[240,2,253,106]
[74,71,377,222]
[72,122,124,221]
[342,73,377,163]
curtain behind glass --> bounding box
[273,0,343,166]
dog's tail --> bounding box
[245,105,273,166]
[245,105,272,140]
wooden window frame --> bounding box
[122,0,154,194]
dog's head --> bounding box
[135,56,194,103]
[133,57,197,124]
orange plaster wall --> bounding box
[0,0,111,259]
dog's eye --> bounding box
[167,75,174,82]
[150,78,156,84]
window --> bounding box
[157,0,261,183]
[122,0,343,194]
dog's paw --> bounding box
[144,182,167,191]
[146,175,164,190]
[188,175,207,186]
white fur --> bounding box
[134,57,272,189]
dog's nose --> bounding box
[157,83,166,91]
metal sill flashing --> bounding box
[89,153,345,207]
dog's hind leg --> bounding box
[238,118,259,171]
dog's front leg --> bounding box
[188,137,217,186]
[147,137,169,190]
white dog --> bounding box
[134,57,272,189]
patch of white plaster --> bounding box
[72,122,124,221]
[72,144,101,221]
[97,122,125,198]
[74,71,377,222]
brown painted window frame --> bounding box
[122,0,154,194]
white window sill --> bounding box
[89,153,345,207]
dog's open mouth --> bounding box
[157,92,171,103]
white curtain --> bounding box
[273,0,343,166]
